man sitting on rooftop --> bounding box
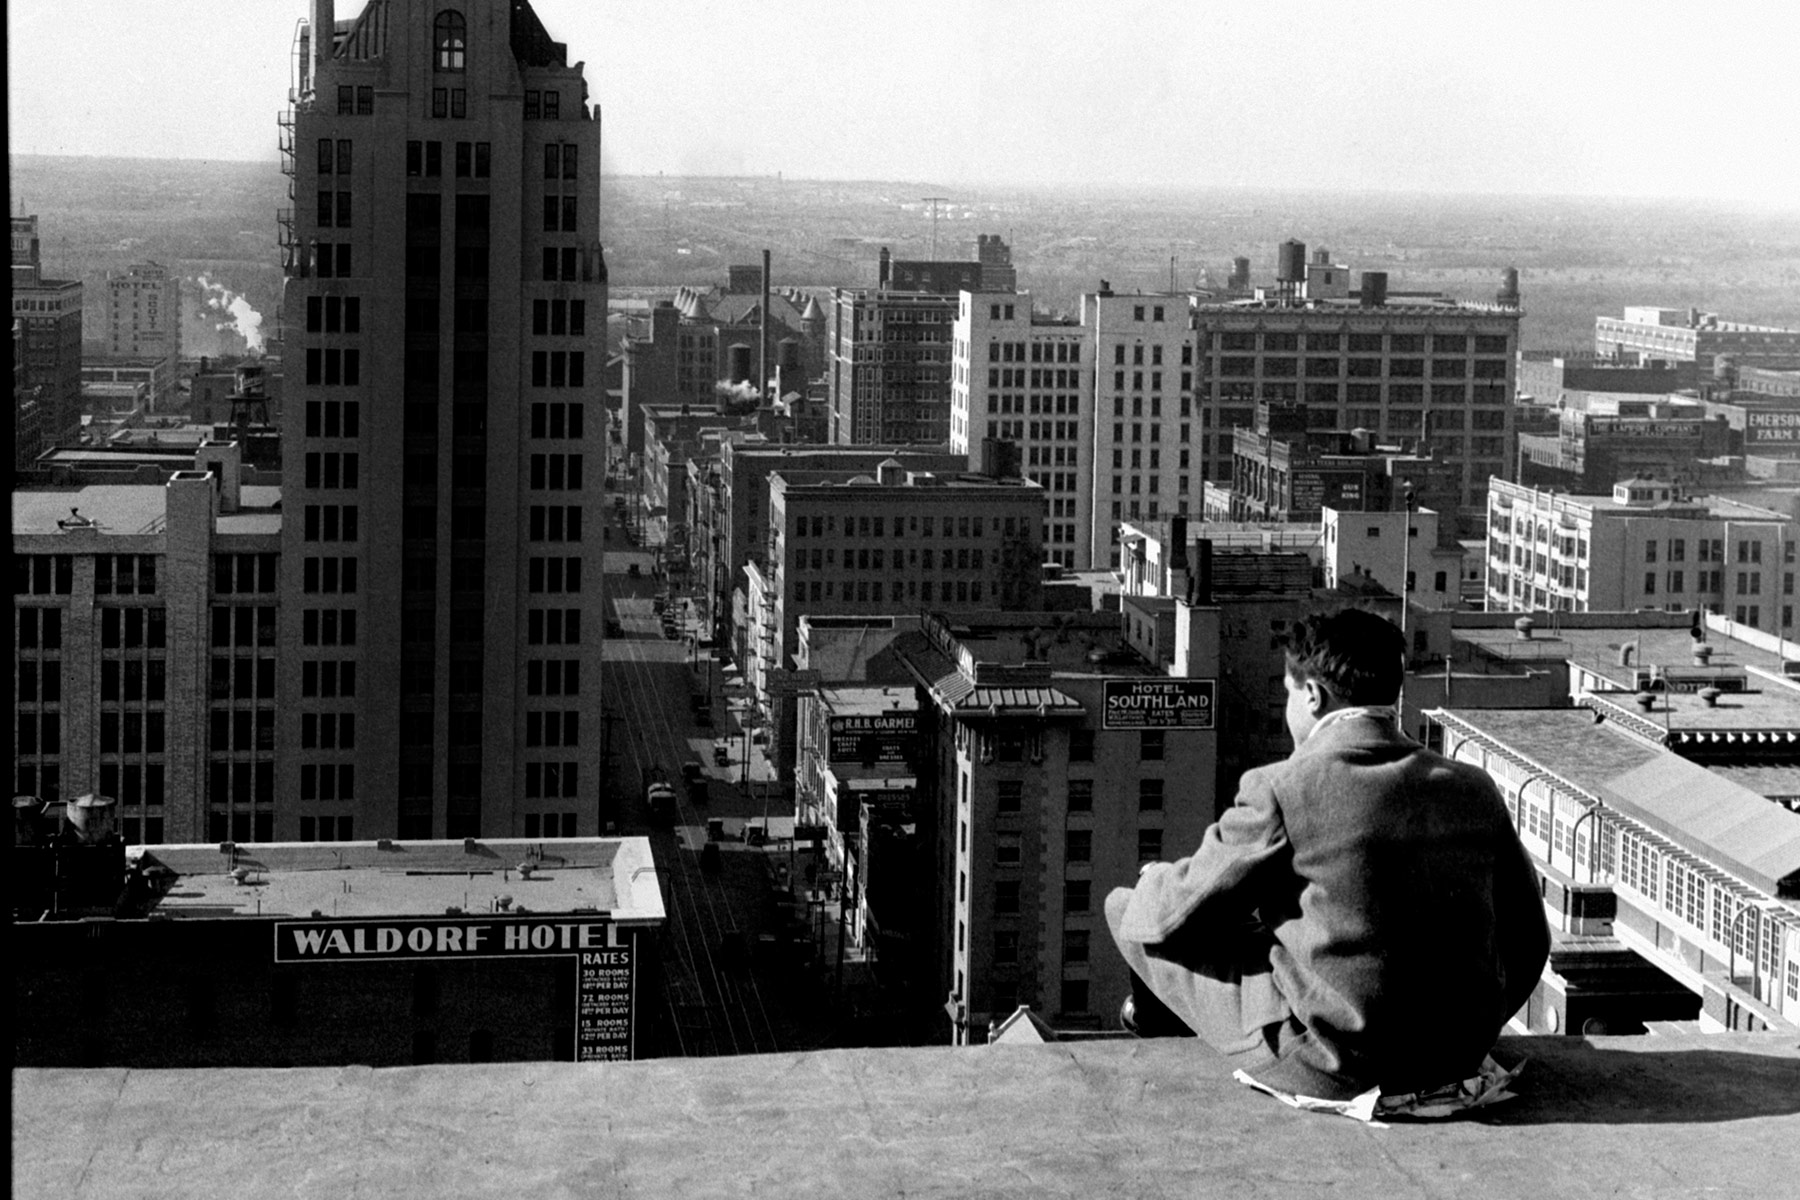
[1106,607,1550,1103]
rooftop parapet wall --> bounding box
[15,1034,1799,1199]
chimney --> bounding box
[1168,516,1190,601]
[1193,539,1214,606]
[878,248,891,288]
[760,248,771,401]
[312,0,335,71]
[195,439,242,513]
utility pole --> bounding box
[921,197,949,260]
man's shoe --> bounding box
[1119,995,1141,1036]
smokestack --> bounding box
[878,248,891,288]
[312,0,335,72]
[1168,515,1191,601]
[760,249,771,403]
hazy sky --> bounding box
[8,0,1797,205]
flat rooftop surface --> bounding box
[12,484,165,535]
[16,1034,1798,1199]
[138,838,664,923]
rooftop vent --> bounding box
[1514,617,1535,640]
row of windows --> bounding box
[791,514,1004,539]
[17,714,63,755]
[529,350,586,387]
[796,579,986,604]
[15,661,63,703]
[316,138,352,176]
[430,87,469,119]
[304,295,362,334]
[994,877,1092,916]
[527,556,582,594]
[293,814,358,843]
[302,505,359,543]
[300,765,356,803]
[301,661,357,699]
[316,190,353,229]
[300,712,356,750]
[525,762,579,798]
[404,140,491,178]
[210,708,274,753]
[526,660,581,696]
[100,658,169,704]
[92,556,159,596]
[522,90,562,120]
[524,813,577,839]
[334,85,374,115]
[302,608,357,646]
[1212,332,1509,354]
[525,711,580,748]
[531,299,587,337]
[101,763,166,808]
[301,556,359,594]
[528,453,585,490]
[103,711,170,755]
[527,608,581,645]
[542,247,586,282]
[304,347,362,387]
[311,242,353,278]
[528,506,582,542]
[304,452,360,490]
[100,606,169,649]
[210,656,276,702]
[529,402,585,440]
[792,547,987,571]
[542,196,578,232]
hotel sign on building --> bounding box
[275,917,639,1062]
[1746,411,1800,445]
[1102,679,1217,730]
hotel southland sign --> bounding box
[275,916,639,1061]
[1101,679,1217,730]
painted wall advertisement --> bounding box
[274,917,638,1061]
[827,712,920,765]
[1746,411,1800,444]
[1102,679,1217,730]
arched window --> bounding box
[434,10,466,72]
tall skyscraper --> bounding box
[277,0,608,841]
[11,214,84,454]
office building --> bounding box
[11,214,85,452]
[746,460,1046,769]
[1081,288,1202,569]
[102,261,184,408]
[950,291,1092,567]
[1518,398,1735,494]
[1225,400,1459,524]
[703,443,967,649]
[13,446,281,843]
[277,0,607,840]
[1485,478,1795,632]
[1192,245,1522,528]
[828,237,1015,447]
[1595,307,1800,375]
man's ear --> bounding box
[1304,678,1332,716]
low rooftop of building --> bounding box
[130,838,664,924]
[16,1033,1797,1200]
[12,484,170,537]
[1435,707,1800,899]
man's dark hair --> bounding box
[1282,609,1405,705]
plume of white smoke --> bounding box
[195,274,266,354]
[714,380,761,407]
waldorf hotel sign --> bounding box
[275,916,638,1062]
[1102,679,1217,731]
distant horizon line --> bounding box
[10,152,1798,213]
